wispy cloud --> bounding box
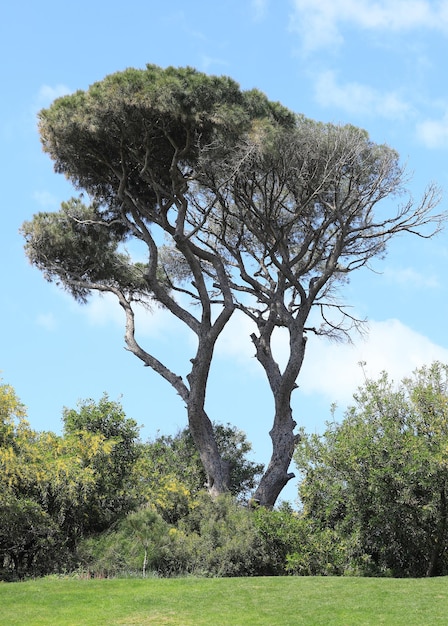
[33,190,61,209]
[216,312,448,407]
[383,266,440,288]
[251,0,268,20]
[416,111,448,148]
[72,292,448,413]
[200,56,230,72]
[80,292,188,341]
[3,84,72,141]
[314,70,411,119]
[29,84,72,133]
[216,312,258,368]
[37,84,72,106]
[290,0,448,53]
[81,292,124,328]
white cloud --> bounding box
[3,84,72,141]
[29,84,72,132]
[81,292,170,337]
[290,0,448,53]
[216,312,258,366]
[290,0,344,51]
[217,313,448,406]
[416,112,448,148]
[298,319,448,405]
[314,70,411,119]
[201,56,229,72]
[81,293,125,328]
[36,84,72,107]
[79,292,197,347]
[33,190,61,209]
[383,266,440,288]
[78,294,448,411]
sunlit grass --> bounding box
[2,576,448,625]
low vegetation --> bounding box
[2,362,448,581]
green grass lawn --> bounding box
[1,576,448,625]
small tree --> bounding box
[122,507,167,577]
[78,506,169,578]
[0,377,28,449]
[0,382,116,574]
[23,64,444,506]
[295,362,448,577]
[63,394,141,530]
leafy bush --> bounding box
[0,497,63,580]
[284,523,355,576]
[79,494,358,578]
[252,503,304,575]
[159,494,268,577]
[295,362,448,577]
[251,503,349,576]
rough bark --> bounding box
[252,405,299,507]
[250,317,308,507]
[187,405,230,495]
[186,336,231,494]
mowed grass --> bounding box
[2,576,448,625]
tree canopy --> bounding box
[22,63,445,506]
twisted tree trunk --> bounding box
[252,402,299,507]
[185,329,232,495]
[250,318,307,507]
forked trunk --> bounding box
[250,328,306,508]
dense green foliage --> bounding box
[37,65,294,217]
[4,362,448,581]
[141,424,264,506]
[77,495,342,578]
[0,382,269,580]
[296,362,448,577]
[0,386,142,579]
[62,394,142,533]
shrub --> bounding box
[78,506,170,578]
[160,493,267,577]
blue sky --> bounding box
[2,0,448,502]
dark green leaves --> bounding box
[295,362,448,576]
[38,64,292,213]
[21,197,149,302]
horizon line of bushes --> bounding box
[3,361,448,580]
